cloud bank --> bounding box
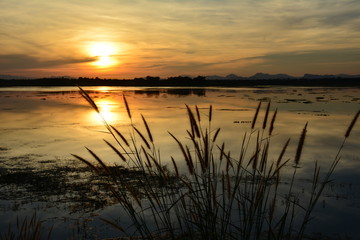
[0,0,359,77]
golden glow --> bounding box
[90,100,119,124]
[87,42,119,67]
[96,86,113,92]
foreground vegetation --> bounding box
[72,87,359,240]
[0,213,51,240]
[3,87,358,240]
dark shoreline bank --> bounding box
[1,77,360,87]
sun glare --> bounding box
[90,99,119,124]
[87,42,118,67]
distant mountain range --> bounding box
[205,73,360,80]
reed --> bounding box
[75,88,359,240]
[345,109,359,138]
[294,122,308,166]
[262,101,271,130]
[251,101,261,129]
[269,108,277,136]
[0,213,52,240]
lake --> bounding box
[0,86,359,239]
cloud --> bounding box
[0,33,46,51]
[0,54,97,70]
[1,0,359,77]
[238,48,360,75]
[321,10,360,27]
[246,48,360,65]
[135,48,360,76]
[149,48,360,67]
[271,1,360,30]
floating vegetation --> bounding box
[0,157,182,214]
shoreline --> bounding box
[1,77,360,87]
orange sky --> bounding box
[0,0,360,78]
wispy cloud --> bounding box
[0,0,359,77]
[0,54,97,70]
[133,48,360,76]
[271,1,360,30]
[239,48,360,75]
[246,48,360,64]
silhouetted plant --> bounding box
[74,87,359,240]
[0,213,52,240]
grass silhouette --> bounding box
[73,87,359,240]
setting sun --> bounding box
[87,42,119,67]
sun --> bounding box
[87,42,118,67]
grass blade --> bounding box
[345,109,359,138]
[252,101,262,129]
[141,114,154,143]
[294,122,308,166]
[123,94,132,120]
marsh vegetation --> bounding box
[72,87,359,239]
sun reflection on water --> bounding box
[89,99,120,125]
[96,86,113,92]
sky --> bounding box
[0,0,360,78]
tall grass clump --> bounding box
[74,87,359,240]
[0,213,52,240]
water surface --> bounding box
[0,86,359,239]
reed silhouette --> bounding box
[73,87,359,240]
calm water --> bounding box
[0,86,359,239]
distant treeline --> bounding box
[1,75,360,87]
